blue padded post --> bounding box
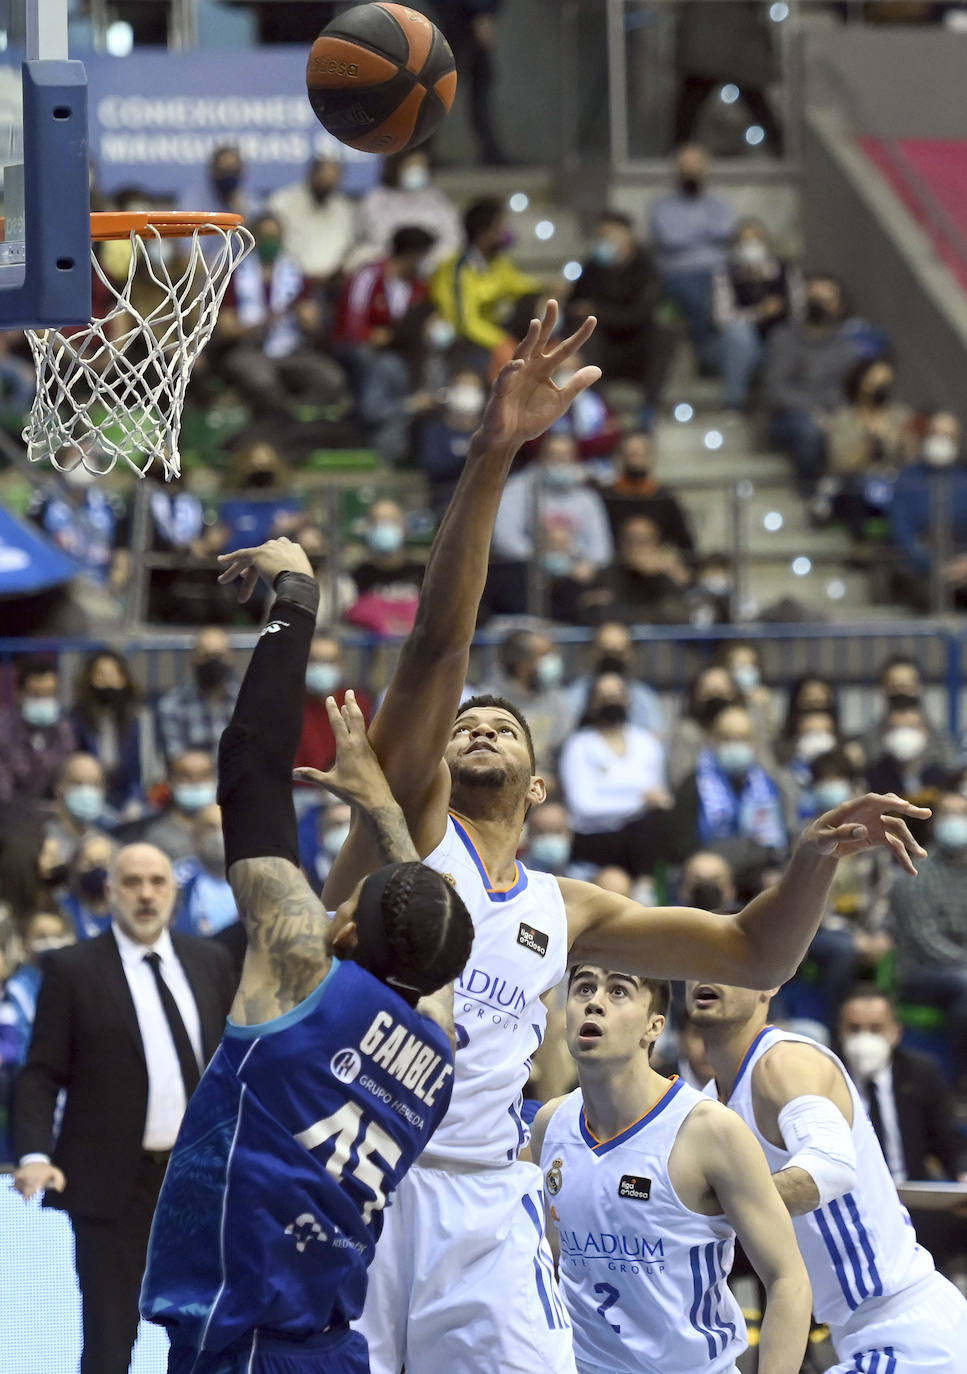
[0,60,91,330]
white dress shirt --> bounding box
[864,1066,907,1183]
[559,725,668,834]
[112,921,204,1151]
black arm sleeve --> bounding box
[218,573,319,870]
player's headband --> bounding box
[352,863,422,1006]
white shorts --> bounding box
[829,1273,967,1373]
[355,1157,577,1374]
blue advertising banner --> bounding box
[84,48,383,203]
[0,507,80,596]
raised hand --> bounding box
[477,299,601,451]
[803,792,930,876]
[216,537,314,604]
[293,691,394,815]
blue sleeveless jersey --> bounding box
[141,958,454,1355]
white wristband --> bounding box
[18,1154,52,1167]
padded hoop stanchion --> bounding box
[22,211,255,482]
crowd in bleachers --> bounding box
[2,139,967,629]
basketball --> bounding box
[306,3,457,156]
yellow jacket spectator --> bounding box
[430,197,539,367]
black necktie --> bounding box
[144,952,201,1100]
[867,1078,887,1152]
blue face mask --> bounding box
[543,551,574,578]
[535,652,565,690]
[542,464,582,490]
[934,814,967,851]
[367,521,404,555]
[715,741,755,776]
[528,833,571,870]
[22,697,60,727]
[306,662,342,697]
[811,779,852,813]
[64,784,105,823]
[173,781,217,814]
[591,238,618,266]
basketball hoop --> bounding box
[16,211,255,482]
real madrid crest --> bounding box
[546,1157,563,1195]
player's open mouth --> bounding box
[465,741,498,755]
[691,986,720,1008]
[578,1020,603,1041]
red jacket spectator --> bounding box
[333,227,434,346]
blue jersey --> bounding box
[141,958,454,1355]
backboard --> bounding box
[0,0,91,329]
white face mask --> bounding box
[447,383,485,416]
[842,1030,892,1080]
[811,779,853,811]
[399,162,430,192]
[796,730,837,762]
[426,316,456,350]
[884,726,926,764]
[934,814,967,850]
[734,237,769,268]
[922,433,959,467]
[535,651,565,689]
[731,663,760,693]
[715,740,755,775]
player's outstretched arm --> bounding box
[217,540,421,1023]
[324,301,601,902]
[696,1102,812,1374]
[563,792,929,988]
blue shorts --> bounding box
[167,1325,370,1374]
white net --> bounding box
[23,219,254,481]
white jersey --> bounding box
[542,1078,745,1374]
[715,1025,935,1343]
[423,815,569,1165]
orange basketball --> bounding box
[306,3,457,156]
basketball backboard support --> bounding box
[0,0,91,329]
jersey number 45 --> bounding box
[296,1101,403,1225]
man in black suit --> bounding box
[837,983,967,1185]
[11,841,236,1374]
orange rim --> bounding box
[90,211,246,241]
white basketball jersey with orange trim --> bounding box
[542,1079,745,1374]
[715,1025,935,1341]
[422,814,569,1165]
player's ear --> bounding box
[331,920,358,959]
[526,774,547,807]
[643,1012,666,1051]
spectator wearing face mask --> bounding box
[866,705,951,803]
[488,432,614,619]
[776,673,840,765]
[782,709,841,823]
[126,750,218,864]
[521,802,582,878]
[69,651,160,818]
[762,273,862,491]
[650,144,735,372]
[0,909,75,1071]
[668,665,742,786]
[267,155,356,286]
[216,211,346,418]
[558,673,671,877]
[564,621,665,739]
[333,225,437,464]
[859,656,958,778]
[298,799,352,897]
[819,357,916,538]
[61,832,117,942]
[430,197,541,377]
[45,754,113,862]
[565,211,673,426]
[678,848,740,914]
[478,628,577,773]
[716,641,779,744]
[202,143,251,219]
[356,149,462,273]
[294,635,374,776]
[421,370,486,518]
[173,804,238,938]
[889,790,967,1095]
[0,655,77,807]
[218,443,302,556]
[26,460,130,589]
[670,705,788,862]
[156,628,239,768]
[890,412,967,608]
[687,553,735,626]
[345,499,426,636]
[600,430,694,554]
[713,219,802,411]
[542,350,620,461]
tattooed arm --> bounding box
[229,694,421,1024]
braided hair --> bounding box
[353,862,474,1005]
